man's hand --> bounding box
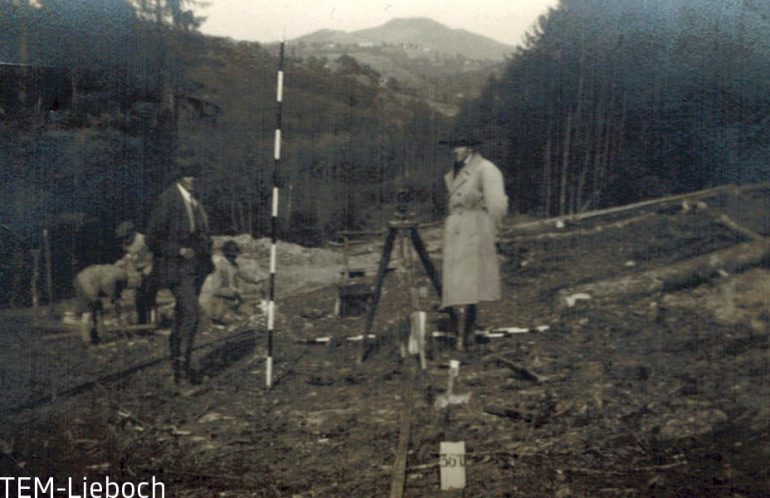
[179,247,195,259]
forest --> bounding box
[0,0,451,304]
[459,0,770,215]
[1,0,769,305]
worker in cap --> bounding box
[199,239,267,326]
[114,221,154,325]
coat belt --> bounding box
[448,207,485,215]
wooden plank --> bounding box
[389,373,415,498]
[715,213,765,241]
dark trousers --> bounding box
[136,276,155,325]
[448,304,478,350]
[168,272,201,380]
[447,304,478,333]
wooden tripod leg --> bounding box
[408,227,442,296]
[360,227,397,363]
[409,227,458,342]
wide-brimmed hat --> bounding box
[173,157,203,178]
[438,132,483,148]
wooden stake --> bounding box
[43,229,53,315]
[30,248,40,308]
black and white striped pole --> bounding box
[266,40,285,388]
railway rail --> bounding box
[1,324,259,418]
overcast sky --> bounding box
[198,0,559,47]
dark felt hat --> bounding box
[438,132,483,147]
[173,157,203,178]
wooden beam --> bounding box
[389,384,414,498]
[557,239,770,307]
[500,212,656,244]
[506,182,770,234]
[714,214,765,242]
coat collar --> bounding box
[445,152,481,195]
[176,182,197,206]
[172,182,209,232]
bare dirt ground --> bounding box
[0,185,768,497]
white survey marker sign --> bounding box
[439,441,466,490]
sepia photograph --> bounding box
[1,0,768,496]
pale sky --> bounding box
[198,0,559,47]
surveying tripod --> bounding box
[359,211,454,363]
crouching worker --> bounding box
[114,221,154,325]
[74,264,128,344]
[199,240,266,325]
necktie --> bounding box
[453,161,464,179]
[192,198,205,234]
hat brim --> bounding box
[174,164,202,178]
[438,138,483,147]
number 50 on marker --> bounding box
[439,441,466,490]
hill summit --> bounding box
[294,17,514,61]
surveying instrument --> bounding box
[359,188,453,363]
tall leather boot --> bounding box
[448,308,465,352]
[171,357,183,386]
[182,349,193,383]
[464,304,477,349]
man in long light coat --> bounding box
[440,136,508,349]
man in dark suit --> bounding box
[146,159,214,388]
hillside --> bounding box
[1,182,768,496]
[278,17,512,111]
[0,26,453,305]
[296,17,514,61]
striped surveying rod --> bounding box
[266,40,285,388]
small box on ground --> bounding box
[335,282,374,317]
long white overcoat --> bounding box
[441,153,508,308]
